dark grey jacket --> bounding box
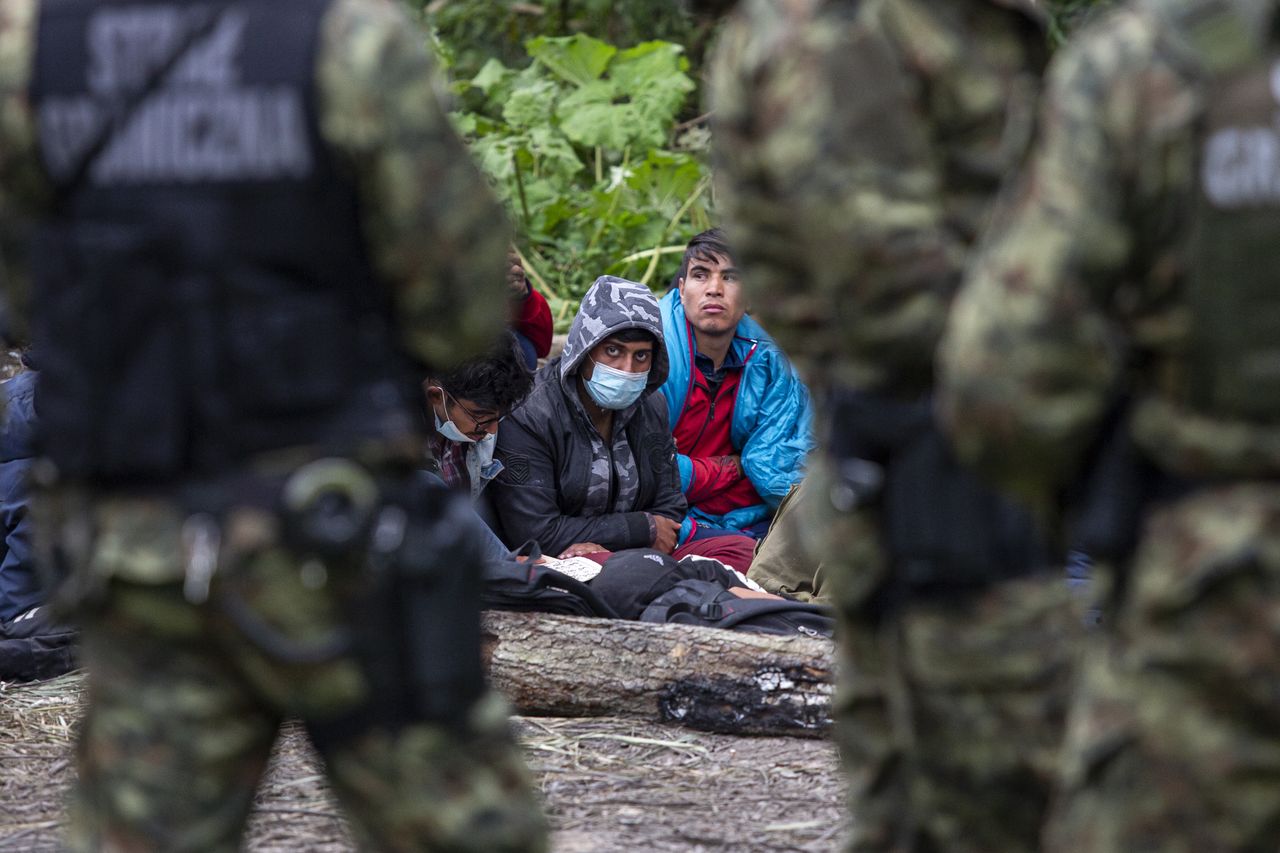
[492,277,687,554]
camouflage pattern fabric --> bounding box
[59,499,546,853]
[0,0,544,847]
[1043,484,1280,851]
[800,459,1077,852]
[710,0,1047,396]
[938,0,1280,848]
[710,1,1070,849]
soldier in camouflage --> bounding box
[941,0,1280,847]
[711,1,1080,850]
[0,0,547,849]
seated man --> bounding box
[660,228,813,539]
[506,248,553,370]
[423,331,533,502]
[0,365,76,682]
[490,276,755,574]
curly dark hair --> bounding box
[434,331,534,415]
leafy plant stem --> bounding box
[512,150,532,229]
[640,175,710,286]
[587,148,629,254]
[514,245,562,300]
[595,146,603,184]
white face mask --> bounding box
[434,408,477,444]
[430,387,495,445]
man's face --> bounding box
[581,336,654,378]
[678,252,746,339]
[424,383,502,440]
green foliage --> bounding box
[450,32,713,323]
[416,0,701,82]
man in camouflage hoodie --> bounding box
[941,0,1280,847]
[710,1,1080,850]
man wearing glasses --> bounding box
[424,331,534,505]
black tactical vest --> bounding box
[29,0,415,484]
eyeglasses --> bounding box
[441,388,503,433]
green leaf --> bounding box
[556,81,634,149]
[503,78,558,129]
[527,34,616,87]
[611,42,693,102]
[448,111,479,136]
[470,58,514,95]
[527,126,583,179]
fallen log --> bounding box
[481,610,834,738]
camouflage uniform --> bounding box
[0,0,547,849]
[711,2,1079,850]
[940,0,1280,848]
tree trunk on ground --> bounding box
[481,611,834,738]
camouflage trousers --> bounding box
[806,462,1080,853]
[1044,483,1280,852]
[48,494,547,853]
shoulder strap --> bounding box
[711,596,833,630]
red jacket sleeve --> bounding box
[510,286,553,358]
[683,454,744,506]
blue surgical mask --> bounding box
[434,408,477,444]
[584,358,649,410]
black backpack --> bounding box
[481,543,619,619]
[639,579,834,639]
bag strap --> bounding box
[712,597,832,630]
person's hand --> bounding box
[651,515,681,554]
[507,248,529,300]
[719,455,744,479]
[559,542,606,559]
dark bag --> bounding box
[481,542,619,619]
[639,579,834,639]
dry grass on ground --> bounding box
[1,673,848,851]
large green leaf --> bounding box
[611,42,694,114]
[556,81,635,149]
[527,126,583,180]
[503,78,559,129]
[527,34,616,87]
[470,58,514,96]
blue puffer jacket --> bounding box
[0,370,38,623]
[659,289,814,534]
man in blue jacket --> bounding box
[660,229,813,539]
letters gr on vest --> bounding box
[1189,53,1280,419]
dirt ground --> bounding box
[1,673,849,852]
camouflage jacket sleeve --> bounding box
[710,0,975,397]
[318,0,510,370]
[936,10,1162,500]
[716,0,1044,394]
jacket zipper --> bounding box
[687,379,729,453]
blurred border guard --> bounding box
[710,1,1079,850]
[942,0,1280,848]
[0,0,547,849]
